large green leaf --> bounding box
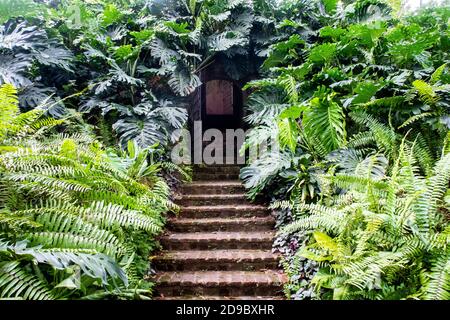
[303,94,346,153]
[0,240,127,286]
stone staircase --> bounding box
[151,164,287,299]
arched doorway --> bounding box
[201,79,242,129]
[187,63,250,164]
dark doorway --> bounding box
[201,79,242,129]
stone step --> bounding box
[176,194,248,206]
[181,181,244,195]
[179,205,269,218]
[167,217,275,232]
[153,249,280,271]
[155,295,284,300]
[194,172,239,181]
[193,165,241,174]
[160,231,275,250]
[153,271,287,296]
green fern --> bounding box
[350,110,397,158]
[280,142,450,300]
[413,79,438,105]
[0,261,53,300]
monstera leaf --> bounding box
[0,20,46,51]
[0,54,32,87]
[0,240,127,286]
[308,43,337,64]
[263,34,305,69]
[18,85,53,109]
[101,3,123,27]
[149,38,180,66]
[207,31,248,52]
[167,64,201,96]
[0,20,74,113]
[109,62,143,86]
[33,46,74,72]
[154,99,188,129]
[303,92,346,153]
[112,99,187,148]
[240,151,292,199]
[343,80,384,107]
[113,116,164,148]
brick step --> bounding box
[153,249,280,271]
[193,165,241,174]
[179,205,269,218]
[155,295,284,300]
[176,194,248,206]
[194,173,239,180]
[153,271,287,296]
[167,217,275,232]
[160,231,275,250]
[181,181,244,195]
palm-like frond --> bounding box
[303,94,346,153]
[0,261,53,300]
[280,144,450,300]
[0,86,170,299]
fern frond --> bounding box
[422,250,450,300]
[350,110,397,157]
[84,201,162,233]
[0,83,19,130]
[430,63,447,84]
[348,131,375,148]
[362,96,405,109]
[27,232,125,257]
[414,153,450,237]
[412,80,438,105]
[0,261,53,300]
[269,200,294,210]
[398,112,435,129]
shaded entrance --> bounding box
[187,62,252,164]
[202,79,241,129]
[190,63,245,130]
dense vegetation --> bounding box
[0,0,449,300]
[0,83,179,299]
[239,1,450,300]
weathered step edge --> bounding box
[154,295,284,300]
[180,181,245,195]
[194,173,239,180]
[160,231,275,250]
[152,249,280,271]
[175,194,249,206]
[192,165,241,174]
[167,217,275,232]
[179,205,270,218]
[152,271,287,297]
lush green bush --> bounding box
[0,0,281,149]
[240,1,450,299]
[0,83,177,299]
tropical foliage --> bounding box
[0,0,278,149]
[0,83,177,299]
[239,0,450,300]
[0,0,449,301]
